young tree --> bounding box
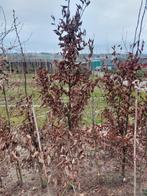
[37,0,96,131]
[102,46,147,184]
[37,0,99,193]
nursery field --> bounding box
[0,71,147,196]
[0,73,106,128]
[0,0,147,195]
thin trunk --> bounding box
[16,160,23,186]
[68,83,72,131]
[91,90,95,129]
[134,89,138,196]
[132,0,143,52]
[136,0,147,56]
[91,70,95,129]
[2,85,10,129]
[122,146,126,179]
[0,177,2,188]
[13,10,27,97]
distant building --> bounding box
[90,59,102,70]
[4,53,55,73]
[90,58,115,71]
[1,53,147,74]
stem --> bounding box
[134,89,138,196]
[0,177,2,187]
[136,5,146,56]
[68,82,72,131]
[122,146,126,179]
[32,104,42,152]
[67,59,72,131]
[16,160,23,186]
[91,70,95,130]
[133,0,143,52]
[91,92,95,129]
[13,10,27,97]
[2,84,11,129]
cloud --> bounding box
[0,0,147,53]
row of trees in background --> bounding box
[0,0,147,195]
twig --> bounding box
[133,0,143,52]
[13,10,27,96]
[136,1,147,55]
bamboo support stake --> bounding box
[32,104,42,152]
[31,103,51,194]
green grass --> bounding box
[0,74,106,128]
[82,87,106,126]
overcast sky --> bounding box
[0,0,147,53]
